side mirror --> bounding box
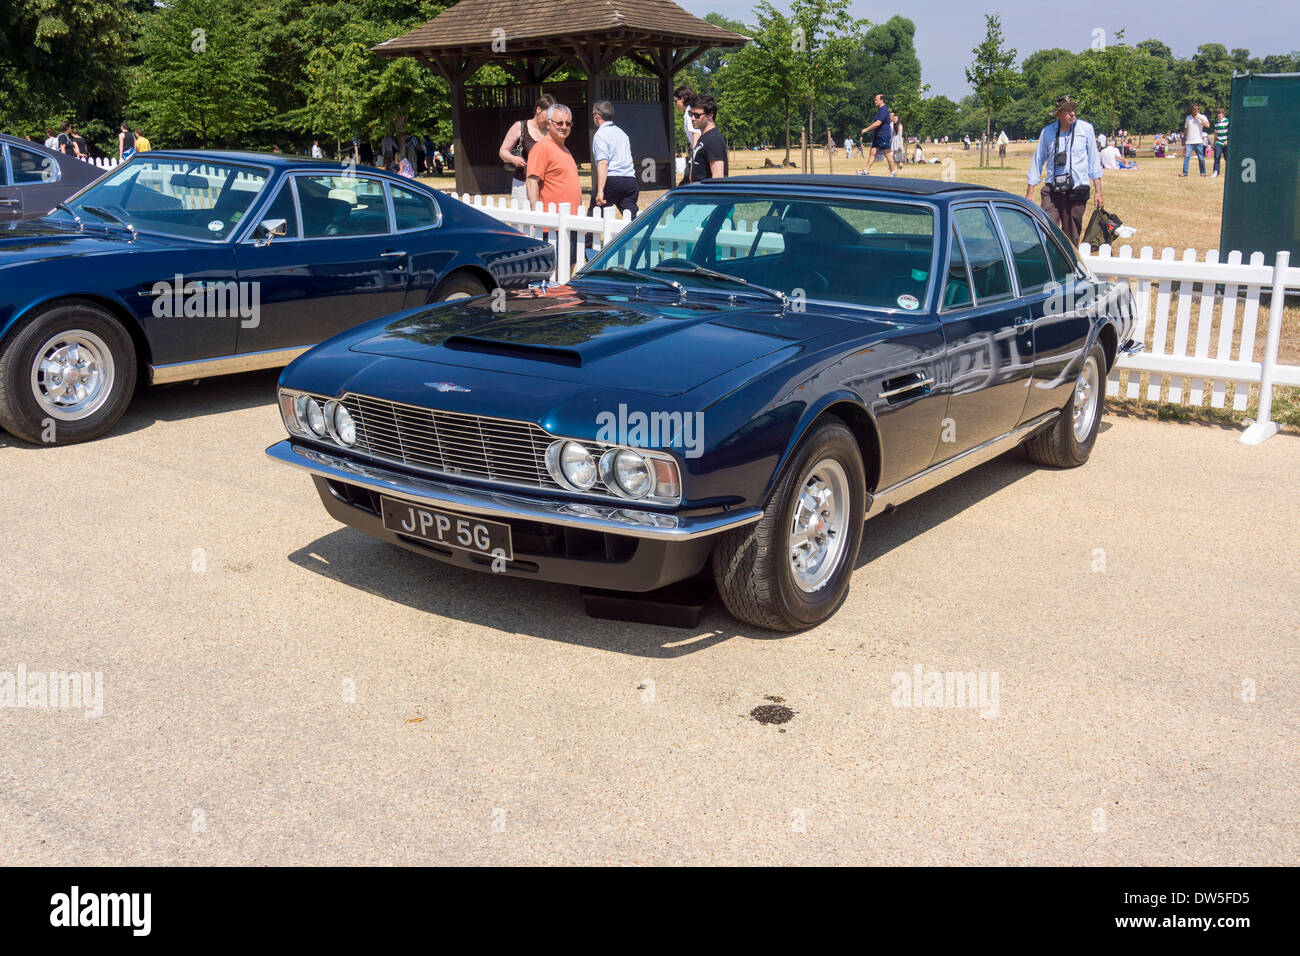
[584,247,600,263]
[256,218,288,245]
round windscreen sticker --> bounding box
[208,220,224,232]
[897,294,919,310]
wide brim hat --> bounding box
[1053,95,1079,115]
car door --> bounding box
[234,172,408,353]
[0,145,22,221]
[388,182,457,308]
[7,142,62,218]
[1016,214,1094,422]
[932,203,1033,462]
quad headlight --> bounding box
[547,440,599,491]
[280,390,354,447]
[546,440,681,503]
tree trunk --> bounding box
[783,100,791,165]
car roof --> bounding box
[0,132,62,157]
[142,149,336,167]
[698,174,1004,199]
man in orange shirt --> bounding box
[525,103,581,211]
[526,103,582,272]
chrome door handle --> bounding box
[0,199,19,206]
[878,374,935,399]
[380,250,407,258]
[1014,316,1035,329]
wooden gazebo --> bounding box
[373,0,747,194]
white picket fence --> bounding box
[1080,244,1298,444]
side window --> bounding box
[943,226,974,309]
[10,146,58,185]
[391,184,437,231]
[297,175,389,238]
[1041,225,1078,283]
[952,205,1013,303]
[0,149,8,185]
[995,205,1052,293]
[258,180,300,239]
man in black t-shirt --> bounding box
[682,94,728,185]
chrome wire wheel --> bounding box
[788,458,850,593]
[1072,353,1101,442]
[29,329,116,421]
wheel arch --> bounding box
[3,293,152,377]
[426,265,496,303]
[770,392,882,501]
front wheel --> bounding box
[0,301,137,445]
[711,418,866,631]
[1023,341,1106,467]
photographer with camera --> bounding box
[1026,95,1103,246]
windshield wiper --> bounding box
[651,264,787,309]
[82,205,137,241]
[580,265,685,299]
[55,202,83,231]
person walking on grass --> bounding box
[499,94,556,206]
[1182,103,1209,177]
[1211,107,1228,178]
[526,103,582,267]
[1026,95,1103,246]
[683,94,727,183]
[860,94,897,176]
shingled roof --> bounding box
[373,0,748,57]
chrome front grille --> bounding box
[341,393,565,491]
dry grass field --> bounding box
[418,140,1298,430]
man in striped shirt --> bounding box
[1211,108,1229,178]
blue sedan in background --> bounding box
[269,175,1139,631]
[0,150,553,445]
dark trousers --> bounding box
[1041,186,1089,246]
[590,176,639,218]
[1213,142,1226,174]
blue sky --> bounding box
[680,1,1299,99]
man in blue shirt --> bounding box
[590,100,639,217]
[860,93,897,176]
[1026,95,1104,246]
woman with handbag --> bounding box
[499,94,556,206]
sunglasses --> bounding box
[689,111,706,119]
[551,120,572,127]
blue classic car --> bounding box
[268,175,1139,631]
[0,150,553,445]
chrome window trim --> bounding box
[0,143,10,187]
[992,201,1059,299]
[388,180,443,232]
[7,142,61,186]
[948,200,1016,307]
[938,222,978,314]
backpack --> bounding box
[1083,206,1123,247]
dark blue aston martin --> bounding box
[268,175,1139,631]
[0,150,553,445]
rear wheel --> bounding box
[1023,341,1105,467]
[711,418,866,631]
[429,273,488,303]
[0,301,137,445]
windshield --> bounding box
[579,192,936,312]
[57,156,269,242]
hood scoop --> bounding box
[442,334,582,367]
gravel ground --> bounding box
[1,370,1296,865]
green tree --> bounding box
[132,0,270,147]
[964,13,1019,166]
[0,0,141,151]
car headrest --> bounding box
[328,188,357,206]
[757,215,811,235]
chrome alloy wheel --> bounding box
[29,329,116,421]
[1072,353,1101,442]
[788,458,850,593]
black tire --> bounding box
[0,301,137,446]
[1023,341,1106,467]
[711,418,867,631]
[429,273,488,303]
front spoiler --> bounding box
[266,440,762,542]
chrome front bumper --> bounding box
[266,440,761,542]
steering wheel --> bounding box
[653,257,696,270]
